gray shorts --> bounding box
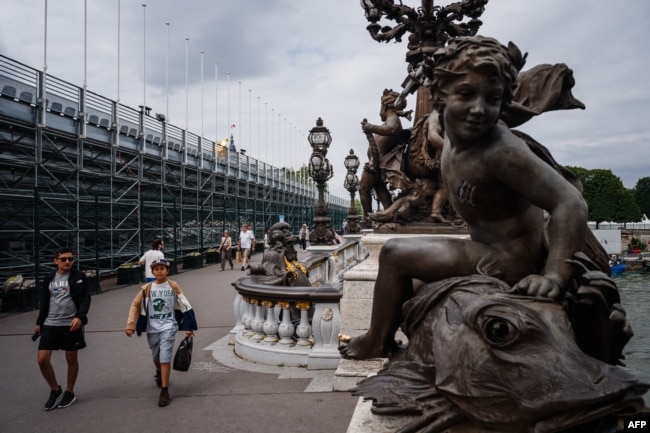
[147,327,177,364]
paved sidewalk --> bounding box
[0,250,358,433]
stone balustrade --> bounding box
[229,236,367,370]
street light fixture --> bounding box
[343,149,361,234]
[307,118,334,245]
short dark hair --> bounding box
[55,246,73,258]
[152,238,163,250]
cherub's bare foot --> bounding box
[430,212,448,223]
[338,333,393,360]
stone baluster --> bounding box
[250,299,265,341]
[229,293,246,345]
[242,296,254,337]
[277,301,294,345]
[295,301,312,346]
[262,300,279,343]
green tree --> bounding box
[634,177,650,219]
[566,167,641,228]
[612,188,643,228]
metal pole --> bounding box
[201,50,204,139]
[142,4,146,111]
[41,0,48,128]
[81,0,87,138]
[227,72,230,140]
[185,37,189,131]
[248,88,252,155]
[214,62,219,140]
[165,22,170,123]
[115,0,121,147]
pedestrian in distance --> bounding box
[125,258,198,407]
[35,246,91,410]
[298,224,309,251]
[238,223,255,271]
[139,238,165,282]
[218,230,234,271]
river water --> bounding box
[613,271,650,405]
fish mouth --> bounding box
[534,383,649,433]
[518,362,650,433]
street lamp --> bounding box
[343,149,361,234]
[307,118,334,245]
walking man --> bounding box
[139,239,165,282]
[238,223,255,271]
[35,246,91,410]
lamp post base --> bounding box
[309,216,334,246]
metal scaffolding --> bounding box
[0,54,348,290]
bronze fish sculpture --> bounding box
[351,260,648,433]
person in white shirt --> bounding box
[139,239,165,282]
[238,224,255,271]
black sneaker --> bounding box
[58,391,76,408]
[246,265,251,270]
[44,386,62,411]
[154,370,162,388]
[241,266,245,271]
[158,389,171,407]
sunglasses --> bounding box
[57,257,74,262]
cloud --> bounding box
[1,0,648,192]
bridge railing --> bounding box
[229,237,367,369]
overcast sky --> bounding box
[1,0,648,194]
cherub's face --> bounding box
[442,69,503,144]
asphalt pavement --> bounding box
[0,250,358,433]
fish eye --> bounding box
[483,317,518,347]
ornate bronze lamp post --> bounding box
[307,118,334,245]
[359,0,487,119]
[343,149,361,234]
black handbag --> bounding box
[172,336,193,372]
[135,290,147,336]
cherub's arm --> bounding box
[361,113,401,137]
[496,128,586,298]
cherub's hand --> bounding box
[513,274,565,299]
